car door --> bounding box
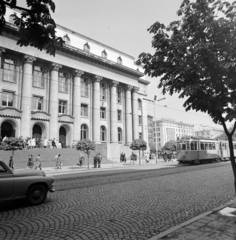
[0,162,14,201]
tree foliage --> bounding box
[160,140,177,161]
[0,0,64,56]
[76,139,96,169]
[130,139,147,165]
[137,0,236,193]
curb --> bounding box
[148,198,236,240]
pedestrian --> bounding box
[120,153,123,162]
[26,154,34,169]
[93,154,98,168]
[145,152,149,163]
[97,153,102,168]
[52,138,57,148]
[28,138,32,149]
[3,136,8,142]
[9,156,14,169]
[35,154,42,170]
[44,137,48,148]
[31,137,36,148]
[55,153,61,169]
[78,152,85,166]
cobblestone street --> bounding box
[0,163,235,240]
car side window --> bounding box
[0,164,7,173]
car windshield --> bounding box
[0,164,7,173]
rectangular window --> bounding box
[59,72,68,93]
[117,110,122,121]
[81,78,88,97]
[139,132,142,139]
[100,83,106,101]
[138,115,142,125]
[100,107,106,119]
[117,87,121,103]
[3,57,16,82]
[58,100,67,114]
[33,65,44,88]
[32,96,43,111]
[2,92,14,107]
[81,104,88,117]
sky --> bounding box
[18,0,233,131]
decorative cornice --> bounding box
[74,69,84,77]
[133,87,140,92]
[94,75,103,82]
[0,107,22,113]
[58,114,74,120]
[51,63,62,71]
[24,55,36,63]
[0,114,21,119]
[111,80,119,87]
[58,120,74,124]
[31,118,50,122]
[31,111,51,116]
[0,48,6,55]
[126,85,133,91]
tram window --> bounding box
[182,144,186,150]
[212,143,216,150]
[200,143,205,150]
[177,143,181,150]
[205,143,209,150]
[190,142,197,150]
[186,142,190,150]
[209,143,212,150]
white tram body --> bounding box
[177,138,236,164]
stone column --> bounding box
[73,69,84,141]
[0,48,5,104]
[21,55,36,138]
[132,87,139,140]
[125,85,133,145]
[110,80,119,143]
[93,75,102,143]
[49,63,62,140]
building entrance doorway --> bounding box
[1,121,15,138]
[32,124,42,140]
[59,126,66,148]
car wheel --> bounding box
[27,184,48,205]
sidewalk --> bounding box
[149,198,236,240]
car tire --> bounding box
[27,184,48,205]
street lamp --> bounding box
[153,96,166,163]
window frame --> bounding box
[100,126,107,142]
[33,65,45,88]
[81,78,89,97]
[58,100,67,114]
[2,91,14,107]
[100,107,106,119]
[32,96,43,111]
[2,56,16,83]
[117,87,122,104]
[81,104,88,117]
[81,124,88,140]
[58,71,68,93]
[118,128,122,143]
[117,110,122,121]
[138,115,142,125]
[100,82,106,101]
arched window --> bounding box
[117,56,122,65]
[118,128,122,142]
[101,50,107,59]
[81,124,88,140]
[84,42,90,52]
[63,34,70,45]
[100,126,106,142]
[138,99,142,109]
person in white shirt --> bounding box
[44,137,48,148]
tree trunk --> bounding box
[139,150,141,165]
[227,135,236,195]
[87,153,90,169]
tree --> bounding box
[0,137,24,168]
[137,0,236,193]
[161,140,177,162]
[76,139,96,169]
[216,125,236,140]
[0,0,64,56]
[130,139,147,165]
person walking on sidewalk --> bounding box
[9,156,14,169]
[35,154,42,170]
[26,154,34,169]
[55,153,62,169]
[97,153,102,168]
[52,138,57,148]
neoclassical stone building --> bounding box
[0,8,150,159]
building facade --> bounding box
[154,118,194,147]
[0,8,150,160]
[195,127,224,139]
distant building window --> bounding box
[84,42,90,52]
[139,132,142,139]
[117,87,121,103]
[138,99,142,109]
[100,83,106,101]
[32,96,43,111]
[59,100,67,114]
[81,104,88,117]
[138,115,142,125]
[59,72,68,93]
[81,78,88,97]
[63,34,70,44]
[33,65,44,88]
[117,56,122,65]
[118,128,122,142]
[81,124,88,140]
[2,91,14,107]
[117,110,122,121]
[100,107,106,119]
[100,126,106,142]
[102,50,107,59]
[3,57,16,82]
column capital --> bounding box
[74,69,84,77]
[94,75,103,82]
[111,80,119,87]
[126,85,133,91]
[0,48,6,55]
[133,87,140,93]
[51,63,62,71]
[24,55,36,63]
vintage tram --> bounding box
[177,137,236,164]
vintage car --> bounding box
[0,160,55,205]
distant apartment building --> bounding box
[147,115,154,147]
[195,127,224,139]
[153,118,194,147]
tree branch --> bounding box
[219,113,230,136]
